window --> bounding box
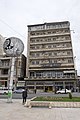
[49,52,52,56]
[65,29,69,33]
[54,53,57,56]
[30,46,35,49]
[65,36,70,40]
[36,33,40,35]
[67,51,71,55]
[68,59,72,63]
[47,73,51,78]
[54,60,57,63]
[31,53,35,57]
[1,69,8,75]
[48,38,51,42]
[48,45,52,48]
[30,32,35,35]
[53,44,56,47]
[32,61,35,65]
[36,61,39,64]
[52,72,55,78]
[36,39,39,42]
[30,39,35,43]
[36,53,40,57]
[36,46,40,49]
[42,45,45,49]
[48,31,51,34]
[53,38,56,41]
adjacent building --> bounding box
[0,54,26,88]
[26,21,77,92]
[0,34,26,88]
[0,34,5,56]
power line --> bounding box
[0,18,26,39]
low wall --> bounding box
[25,101,80,108]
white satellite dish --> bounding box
[3,37,24,57]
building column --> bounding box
[74,81,76,92]
[63,81,66,89]
[43,82,45,92]
[53,82,55,92]
[34,82,36,93]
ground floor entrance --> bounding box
[25,80,77,92]
[45,86,53,92]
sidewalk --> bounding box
[0,99,80,120]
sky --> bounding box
[0,0,80,75]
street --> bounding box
[0,92,80,99]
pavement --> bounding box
[0,99,80,120]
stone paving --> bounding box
[0,99,80,120]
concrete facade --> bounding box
[26,21,77,92]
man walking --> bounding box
[22,88,27,104]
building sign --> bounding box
[3,37,24,57]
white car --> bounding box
[0,88,8,95]
[13,89,24,93]
[56,89,71,94]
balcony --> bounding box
[30,32,70,38]
[0,74,9,78]
[29,67,75,71]
[30,47,72,52]
[30,40,71,45]
[41,63,61,68]
[29,63,74,70]
[0,64,10,68]
[29,55,73,60]
[29,76,75,80]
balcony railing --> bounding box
[0,64,10,68]
[0,74,9,77]
[30,76,75,80]
[30,47,72,52]
[30,32,70,38]
[30,40,71,45]
[41,63,61,68]
[30,55,73,60]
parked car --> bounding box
[0,88,8,95]
[56,89,71,94]
[13,89,24,94]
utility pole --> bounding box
[3,37,24,103]
[7,57,15,102]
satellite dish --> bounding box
[3,37,24,57]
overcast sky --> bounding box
[0,0,80,75]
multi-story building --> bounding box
[0,54,26,88]
[0,56,11,87]
[0,34,5,56]
[16,54,26,87]
[26,21,77,92]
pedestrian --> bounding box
[22,88,27,105]
[34,88,36,94]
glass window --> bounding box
[68,59,72,63]
[36,61,39,64]
[1,69,8,75]
[32,61,35,65]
